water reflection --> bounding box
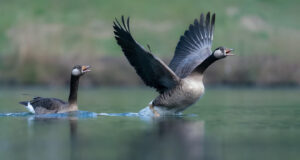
[69,119,79,160]
[22,113,216,160]
[128,118,212,160]
[26,116,79,160]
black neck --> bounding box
[195,54,218,74]
[68,75,80,104]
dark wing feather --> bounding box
[30,97,66,111]
[169,12,216,78]
[113,16,180,93]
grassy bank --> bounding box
[0,0,299,85]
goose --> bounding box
[19,65,91,114]
[113,12,234,117]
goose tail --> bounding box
[19,101,35,114]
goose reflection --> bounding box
[26,116,79,160]
[128,118,212,160]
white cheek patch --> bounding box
[72,68,81,76]
[214,49,223,58]
[215,49,222,54]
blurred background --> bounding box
[1,1,300,160]
[0,0,299,87]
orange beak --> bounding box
[225,48,234,56]
[82,65,91,72]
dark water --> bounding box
[0,87,299,160]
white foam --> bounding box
[138,106,181,117]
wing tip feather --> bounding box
[170,12,216,77]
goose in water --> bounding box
[19,65,91,114]
[113,13,234,116]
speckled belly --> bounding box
[154,79,205,112]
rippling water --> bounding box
[0,87,299,160]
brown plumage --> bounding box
[19,65,91,114]
[114,13,234,116]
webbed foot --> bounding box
[149,103,160,117]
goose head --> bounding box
[71,65,91,76]
[213,46,234,59]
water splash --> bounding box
[98,112,139,117]
[0,112,32,117]
[0,111,98,119]
[0,110,196,120]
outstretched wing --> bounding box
[169,12,215,78]
[113,16,180,93]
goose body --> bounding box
[19,97,74,114]
[113,13,234,116]
[19,65,91,114]
[138,75,205,116]
[152,75,205,113]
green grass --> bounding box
[0,0,299,56]
[0,0,300,85]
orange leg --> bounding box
[149,103,160,117]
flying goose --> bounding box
[113,13,234,116]
[19,65,91,114]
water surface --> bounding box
[0,87,299,160]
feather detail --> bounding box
[169,12,216,78]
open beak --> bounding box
[82,65,91,72]
[225,48,234,56]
